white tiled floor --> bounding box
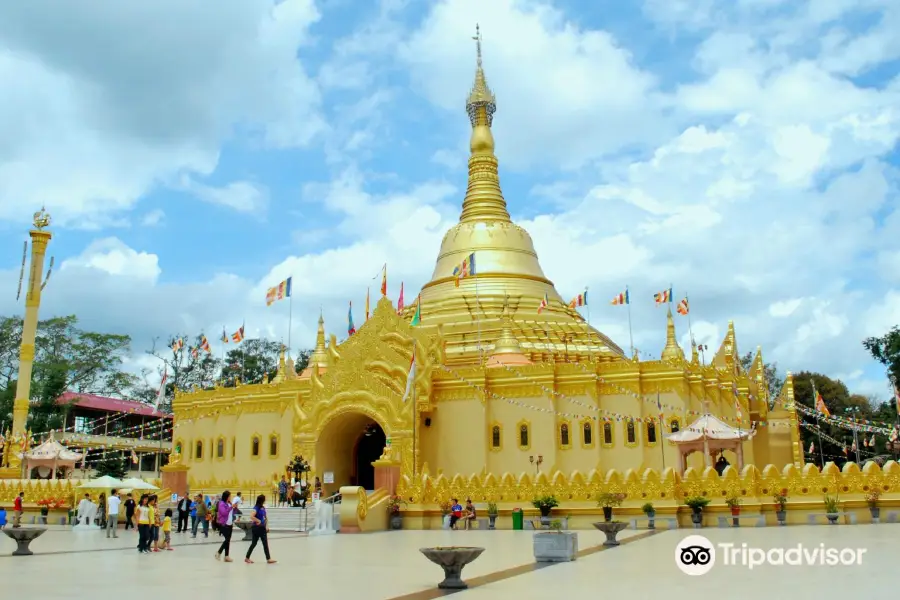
[0,524,895,599]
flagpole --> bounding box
[626,285,635,358]
[287,279,294,357]
[685,293,695,343]
[241,320,246,384]
[812,380,825,468]
[585,286,590,326]
[412,358,417,478]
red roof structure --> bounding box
[56,392,173,418]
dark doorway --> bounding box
[354,422,386,491]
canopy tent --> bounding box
[21,437,83,479]
[78,475,124,489]
[119,477,159,491]
[667,412,755,475]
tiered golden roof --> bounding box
[410,26,623,364]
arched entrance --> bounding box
[315,411,388,495]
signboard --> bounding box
[323,471,334,484]
[171,493,178,503]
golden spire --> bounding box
[303,311,328,377]
[460,24,510,224]
[713,320,739,372]
[492,297,522,355]
[272,346,287,383]
[690,339,700,366]
[660,307,685,362]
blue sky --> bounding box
[0,0,898,398]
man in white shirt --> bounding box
[231,492,243,521]
[76,494,93,526]
[106,489,121,538]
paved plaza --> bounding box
[0,524,895,598]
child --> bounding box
[0,506,7,530]
[160,509,174,551]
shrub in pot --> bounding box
[596,492,626,522]
[487,502,499,529]
[725,494,742,516]
[387,495,406,530]
[865,491,880,522]
[823,495,840,524]
[641,502,655,528]
[532,495,559,521]
[772,489,788,525]
[684,496,710,528]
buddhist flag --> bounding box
[401,353,416,403]
[808,441,814,454]
[814,389,830,417]
[267,277,292,306]
[365,287,370,321]
[131,450,139,465]
[153,367,167,413]
[397,282,405,314]
[676,297,689,315]
[869,434,876,447]
[190,346,199,359]
[171,338,184,352]
[231,324,245,343]
[380,264,387,296]
[611,289,629,305]
[452,253,476,287]
[220,327,228,343]
[568,289,588,308]
[410,295,421,326]
[537,293,550,313]
[199,335,211,353]
[348,301,356,336]
[654,287,672,305]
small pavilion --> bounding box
[667,411,754,475]
[22,435,83,479]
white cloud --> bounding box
[180,177,269,214]
[140,209,165,227]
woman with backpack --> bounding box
[214,490,236,562]
[244,494,276,564]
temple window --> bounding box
[251,436,260,457]
[670,419,680,433]
[490,425,502,450]
[559,422,570,449]
[269,434,279,457]
[174,440,183,455]
[518,420,531,450]
[646,422,657,444]
[195,440,203,460]
[582,422,593,447]
[602,422,613,446]
[626,421,636,445]
[216,438,224,459]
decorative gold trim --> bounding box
[194,439,204,462]
[557,419,572,450]
[268,432,281,458]
[517,419,531,451]
[580,418,595,449]
[215,436,226,461]
[250,433,262,460]
[644,421,659,447]
[489,421,503,452]
[624,420,638,447]
[601,421,614,448]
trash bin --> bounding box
[512,508,524,530]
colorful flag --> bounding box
[452,253,476,287]
[410,295,421,326]
[199,335,211,353]
[231,324,245,343]
[171,338,183,352]
[131,450,138,465]
[676,297,689,315]
[267,277,292,306]
[380,264,387,296]
[890,427,898,443]
[365,287,370,321]
[610,289,629,305]
[220,328,228,343]
[808,441,814,454]
[537,293,550,313]
[869,434,876,447]
[190,346,199,359]
[568,289,588,308]
[397,282,405,314]
[348,302,356,336]
[863,437,869,448]
[851,440,857,452]
[814,389,830,417]
[401,353,416,403]
[153,367,167,413]
[654,287,672,305]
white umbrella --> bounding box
[78,475,124,488]
[119,478,159,490]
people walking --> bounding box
[245,495,276,564]
[192,494,208,537]
[13,492,24,528]
[214,490,235,562]
[160,509,174,551]
[97,493,107,528]
[123,493,136,530]
[177,495,190,532]
[106,489,121,538]
[136,495,151,553]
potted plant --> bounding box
[596,492,626,522]
[533,518,578,562]
[823,495,840,524]
[772,489,788,525]
[641,502,656,529]
[725,494,742,516]
[487,502,499,530]
[532,495,559,524]
[684,496,710,528]
[439,500,452,529]
[387,495,407,530]
[865,491,881,523]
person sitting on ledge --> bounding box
[449,498,463,529]
[463,499,477,530]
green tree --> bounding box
[293,349,312,375]
[220,339,282,385]
[863,326,900,387]
[93,452,128,478]
[739,351,784,406]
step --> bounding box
[263,506,317,532]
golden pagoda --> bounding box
[169,27,800,516]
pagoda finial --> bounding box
[661,307,685,362]
[307,312,328,372]
[690,339,700,365]
[492,296,522,355]
[460,24,509,224]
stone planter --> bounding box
[592,521,628,546]
[3,527,47,556]
[645,510,656,529]
[690,508,703,528]
[776,510,786,526]
[488,514,497,530]
[602,507,613,522]
[826,513,839,524]
[419,546,485,589]
[870,507,880,524]
[533,531,578,562]
[390,513,403,530]
[235,521,253,541]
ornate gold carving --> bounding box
[33,207,51,230]
[357,486,368,520]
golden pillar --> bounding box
[1,208,52,479]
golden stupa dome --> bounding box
[411,26,623,363]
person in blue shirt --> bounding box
[449,498,463,529]
[189,497,198,533]
[0,506,7,529]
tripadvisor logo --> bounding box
[676,535,866,575]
